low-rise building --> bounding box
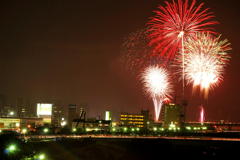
[72,119,111,132]
[0,117,44,131]
[0,117,20,131]
[120,112,145,128]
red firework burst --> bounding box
[148,0,218,60]
[121,29,169,73]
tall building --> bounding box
[2,104,16,117]
[141,110,150,127]
[159,105,166,122]
[105,111,112,121]
[0,94,6,116]
[68,104,78,128]
[79,107,86,120]
[16,97,37,118]
[18,98,37,118]
[52,104,64,127]
[16,97,26,118]
[78,103,88,115]
[163,103,183,127]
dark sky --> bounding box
[0,0,239,122]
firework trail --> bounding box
[181,32,231,98]
[142,66,172,121]
[199,106,205,124]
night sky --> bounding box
[0,0,239,121]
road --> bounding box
[20,134,240,142]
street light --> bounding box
[202,126,207,130]
[9,111,15,116]
[38,153,46,160]
[6,144,17,154]
[16,122,20,127]
[43,128,49,133]
[168,122,177,131]
[60,121,67,127]
[159,128,164,131]
[8,145,16,151]
[72,128,77,133]
[34,153,46,160]
[112,127,116,132]
[21,128,27,134]
[186,126,191,130]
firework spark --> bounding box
[147,0,218,60]
[121,29,169,74]
[182,33,231,97]
[121,29,152,73]
[142,66,172,121]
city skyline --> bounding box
[0,0,239,122]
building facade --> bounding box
[36,103,53,124]
[120,112,145,128]
[105,111,112,121]
[163,103,183,127]
[68,104,78,128]
[52,105,65,127]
